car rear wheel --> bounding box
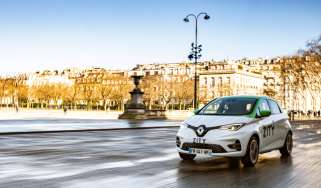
[242,136,259,167]
[279,132,293,156]
[179,152,196,160]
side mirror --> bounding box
[259,109,271,117]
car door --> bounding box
[257,99,275,152]
[267,99,286,148]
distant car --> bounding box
[176,96,293,167]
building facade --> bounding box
[198,61,264,104]
[131,60,265,108]
[242,56,321,113]
[1,56,320,113]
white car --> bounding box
[176,96,293,166]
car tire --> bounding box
[179,152,196,160]
[241,136,259,167]
[279,132,293,156]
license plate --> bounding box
[189,148,212,155]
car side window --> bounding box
[268,100,282,114]
[258,100,270,114]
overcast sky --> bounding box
[0,0,321,74]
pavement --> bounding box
[0,116,316,134]
[0,110,191,134]
[0,120,320,188]
[0,119,180,134]
[0,109,192,122]
[0,109,122,120]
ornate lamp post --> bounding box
[183,12,210,109]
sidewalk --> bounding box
[0,118,181,135]
[0,108,193,120]
[0,108,122,120]
[0,109,191,134]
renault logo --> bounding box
[196,125,207,136]
[197,126,205,135]
[187,124,217,137]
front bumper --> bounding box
[176,147,244,157]
[176,126,253,157]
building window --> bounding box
[186,68,190,75]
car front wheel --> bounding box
[179,152,196,160]
[242,136,259,167]
[280,132,293,156]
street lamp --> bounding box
[183,12,210,109]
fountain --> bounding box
[119,75,147,119]
[119,75,166,119]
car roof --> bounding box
[218,95,270,100]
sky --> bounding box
[0,0,321,74]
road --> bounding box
[0,121,320,188]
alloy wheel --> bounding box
[249,139,259,164]
[286,134,293,154]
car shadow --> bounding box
[176,153,293,173]
[174,155,294,188]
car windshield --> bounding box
[198,97,257,115]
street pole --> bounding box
[184,12,210,109]
[194,17,198,110]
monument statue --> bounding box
[119,75,147,119]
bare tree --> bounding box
[0,77,7,108]
[31,84,53,108]
[277,35,321,112]
[175,76,193,110]
[97,73,114,111]
[15,76,29,108]
[80,82,96,110]
[158,76,176,110]
[110,76,131,111]
[64,81,81,110]
[141,75,160,110]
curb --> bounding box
[0,126,180,135]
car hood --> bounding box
[184,115,253,128]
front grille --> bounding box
[181,143,227,153]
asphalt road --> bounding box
[0,121,320,188]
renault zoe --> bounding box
[176,96,293,166]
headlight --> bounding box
[218,123,245,131]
